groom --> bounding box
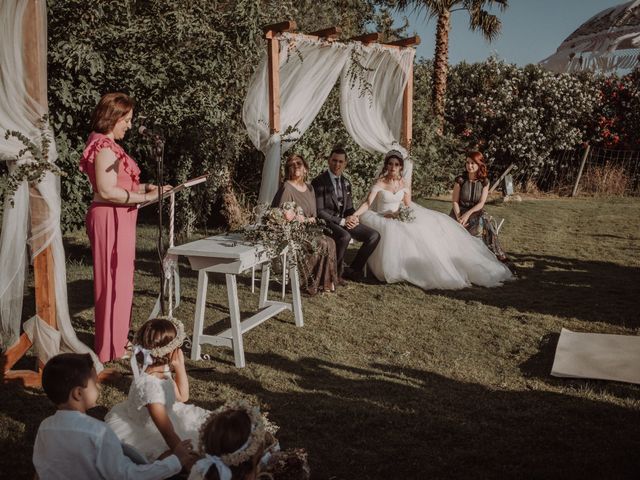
[312,146,380,282]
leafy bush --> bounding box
[590,69,640,149]
[47,0,378,232]
[445,58,599,174]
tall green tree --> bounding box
[392,0,508,133]
[46,0,376,233]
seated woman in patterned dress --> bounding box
[271,154,339,295]
[450,151,510,263]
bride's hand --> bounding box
[345,215,359,229]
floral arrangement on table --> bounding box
[241,202,328,276]
[395,204,416,223]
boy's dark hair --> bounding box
[329,145,348,161]
[42,353,94,405]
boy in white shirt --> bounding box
[33,353,197,479]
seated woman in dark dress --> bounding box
[272,154,338,295]
[450,151,509,262]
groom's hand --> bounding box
[345,215,359,229]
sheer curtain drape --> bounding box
[340,46,415,183]
[243,34,415,203]
[243,34,350,204]
[0,0,102,370]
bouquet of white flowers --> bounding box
[395,204,416,223]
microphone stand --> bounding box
[152,135,166,316]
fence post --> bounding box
[572,144,591,197]
[490,163,515,193]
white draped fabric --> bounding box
[243,33,415,204]
[540,0,640,74]
[340,45,414,182]
[0,0,102,370]
[243,34,351,204]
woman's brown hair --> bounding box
[284,154,309,181]
[466,151,488,180]
[134,318,177,367]
[90,92,135,134]
[380,152,404,178]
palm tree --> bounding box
[394,0,508,133]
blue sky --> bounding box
[391,0,623,66]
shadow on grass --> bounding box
[3,352,639,479]
[435,253,640,327]
[187,353,640,479]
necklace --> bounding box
[385,176,402,193]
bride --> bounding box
[354,150,513,290]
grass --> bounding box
[2,196,640,479]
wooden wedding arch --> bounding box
[262,20,420,151]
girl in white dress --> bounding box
[106,317,211,462]
[188,400,282,480]
[354,150,513,290]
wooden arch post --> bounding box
[1,0,55,387]
[388,36,421,151]
[2,0,54,385]
[263,21,297,136]
[260,21,419,152]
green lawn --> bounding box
[2,197,640,479]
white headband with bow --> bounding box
[191,455,232,480]
[130,345,154,378]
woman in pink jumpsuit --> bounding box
[80,93,168,362]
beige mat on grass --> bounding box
[551,328,640,384]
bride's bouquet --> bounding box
[240,202,327,270]
[395,204,416,223]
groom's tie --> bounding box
[335,177,343,209]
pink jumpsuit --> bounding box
[81,132,141,362]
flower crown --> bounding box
[199,400,279,466]
[135,316,186,358]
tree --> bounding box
[46,0,377,234]
[392,0,508,133]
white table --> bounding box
[168,234,303,367]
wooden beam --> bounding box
[267,36,281,134]
[24,0,56,330]
[349,32,381,44]
[386,35,421,48]
[263,20,297,38]
[2,0,53,388]
[308,26,341,39]
[401,61,414,151]
[2,334,33,372]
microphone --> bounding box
[138,125,163,140]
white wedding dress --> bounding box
[359,188,513,290]
[105,368,210,461]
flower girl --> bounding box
[106,317,211,462]
[188,401,274,480]
[189,400,309,480]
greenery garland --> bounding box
[1,115,65,207]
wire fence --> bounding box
[506,145,640,197]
